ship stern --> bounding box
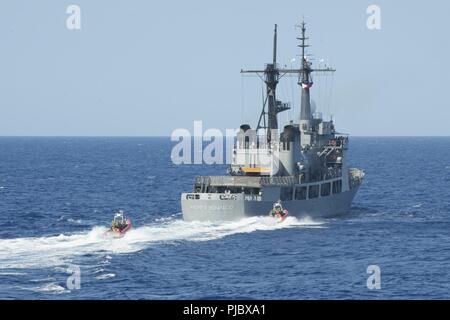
[181,193,247,222]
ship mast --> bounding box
[240,21,335,143]
[241,24,290,143]
[298,21,312,121]
[295,21,336,130]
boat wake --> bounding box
[0,216,324,270]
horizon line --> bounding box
[0,135,450,138]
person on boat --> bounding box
[113,221,125,230]
[111,219,120,231]
[111,210,128,231]
[270,202,286,218]
[119,221,128,230]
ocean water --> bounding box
[0,137,449,299]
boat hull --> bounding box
[181,186,359,222]
[107,219,132,238]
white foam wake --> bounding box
[0,216,323,269]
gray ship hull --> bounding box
[181,186,359,222]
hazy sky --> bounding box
[1,0,449,136]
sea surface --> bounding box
[0,137,449,299]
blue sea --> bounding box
[0,137,449,299]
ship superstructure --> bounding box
[181,22,364,221]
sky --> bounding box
[0,0,449,136]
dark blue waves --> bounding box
[0,137,449,299]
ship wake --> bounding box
[0,216,324,269]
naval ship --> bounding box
[181,22,364,221]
